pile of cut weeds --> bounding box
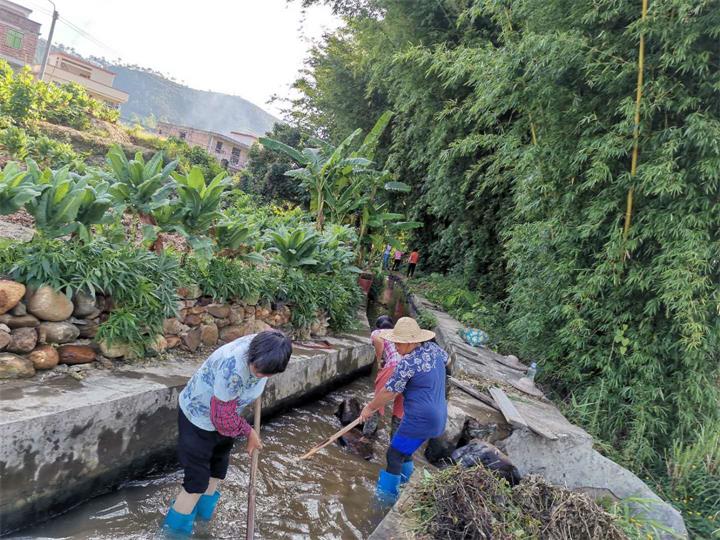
[410,466,628,540]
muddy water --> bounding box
[13,378,390,540]
[367,276,407,325]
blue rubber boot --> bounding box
[375,469,402,505]
[162,502,197,536]
[195,491,221,521]
[400,461,414,485]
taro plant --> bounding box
[0,161,40,214]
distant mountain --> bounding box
[37,41,279,136]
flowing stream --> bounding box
[13,277,409,539]
[11,377,391,540]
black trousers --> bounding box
[407,263,417,277]
[392,259,401,271]
[177,408,234,493]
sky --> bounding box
[22,0,341,117]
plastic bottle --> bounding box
[526,362,538,382]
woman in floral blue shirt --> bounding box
[164,331,292,536]
[360,317,448,504]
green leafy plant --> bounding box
[266,225,321,270]
[0,161,40,215]
[24,161,114,240]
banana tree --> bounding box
[259,128,373,232]
[0,161,40,214]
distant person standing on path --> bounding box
[163,331,292,536]
[407,250,419,278]
[360,317,448,505]
[382,244,392,270]
[392,249,403,271]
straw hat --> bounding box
[378,316,435,344]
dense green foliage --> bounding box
[0,60,119,128]
[289,0,719,534]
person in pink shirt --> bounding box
[362,315,404,438]
[392,249,403,271]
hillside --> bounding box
[111,65,279,136]
[36,41,279,136]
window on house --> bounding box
[230,147,241,164]
[179,132,187,140]
[6,29,23,50]
[215,140,223,152]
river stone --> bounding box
[10,302,27,316]
[38,322,80,344]
[228,307,245,324]
[0,280,25,315]
[58,344,96,364]
[7,327,37,353]
[149,335,168,354]
[200,323,219,346]
[99,341,131,359]
[0,352,35,378]
[162,318,186,335]
[183,313,202,327]
[0,323,9,333]
[182,327,202,352]
[177,285,201,300]
[207,303,231,319]
[74,318,99,339]
[72,292,98,317]
[29,345,59,370]
[0,314,40,328]
[0,330,10,350]
[166,336,182,349]
[27,286,74,321]
[215,318,230,329]
[219,325,246,343]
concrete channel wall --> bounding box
[0,330,373,535]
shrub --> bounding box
[0,238,180,353]
[182,255,271,304]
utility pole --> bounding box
[39,1,58,81]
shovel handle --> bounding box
[246,399,262,539]
[299,416,364,460]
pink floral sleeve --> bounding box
[210,396,252,438]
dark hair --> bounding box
[248,330,292,375]
[375,315,394,330]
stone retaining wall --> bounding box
[0,322,373,535]
[0,279,330,380]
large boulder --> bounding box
[0,280,25,315]
[27,286,74,321]
[162,318,187,335]
[206,303,231,319]
[38,322,80,344]
[58,344,96,365]
[6,327,37,353]
[0,314,39,328]
[0,352,35,379]
[29,345,59,370]
[183,313,203,327]
[219,320,271,343]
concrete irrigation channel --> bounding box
[0,314,375,536]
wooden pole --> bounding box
[623,0,649,241]
[299,417,363,460]
[245,399,262,540]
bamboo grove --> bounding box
[287,0,719,532]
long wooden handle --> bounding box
[299,416,363,460]
[246,399,262,540]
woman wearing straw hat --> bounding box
[359,316,448,504]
